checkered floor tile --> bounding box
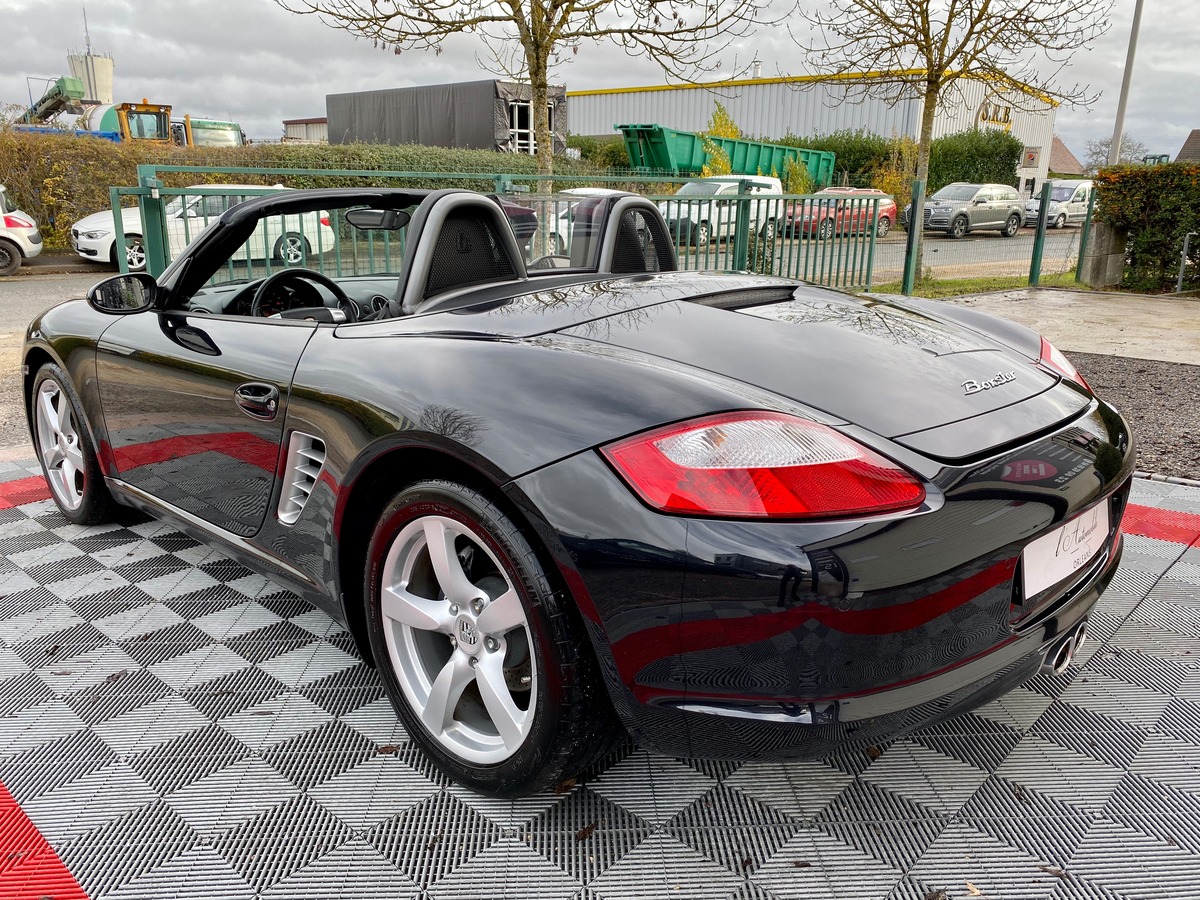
[2,461,1200,899]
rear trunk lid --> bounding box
[560,286,1072,452]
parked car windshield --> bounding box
[1050,186,1077,201]
[676,182,725,196]
[930,185,979,201]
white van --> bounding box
[1024,179,1093,228]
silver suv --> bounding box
[907,182,1024,239]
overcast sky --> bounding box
[1,0,1194,160]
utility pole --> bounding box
[1108,0,1145,166]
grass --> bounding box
[868,271,1088,298]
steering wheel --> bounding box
[249,268,356,322]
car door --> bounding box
[972,187,997,228]
[1069,187,1089,223]
[94,311,317,536]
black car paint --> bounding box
[23,198,1135,763]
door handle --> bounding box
[235,382,279,420]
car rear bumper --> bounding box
[511,398,1135,759]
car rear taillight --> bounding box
[319,215,330,227]
[602,411,926,519]
[3,214,34,229]
[1038,337,1091,392]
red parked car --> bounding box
[783,187,897,239]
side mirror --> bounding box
[87,273,158,315]
[973,198,987,205]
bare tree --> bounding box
[275,0,783,178]
[1084,133,1148,174]
[794,0,1112,276]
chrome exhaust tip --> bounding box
[1040,620,1087,676]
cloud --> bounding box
[2,0,1195,156]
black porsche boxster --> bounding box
[23,187,1134,796]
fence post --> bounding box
[901,180,925,294]
[1178,232,1197,293]
[136,167,168,277]
[1074,189,1099,283]
[1029,181,1052,286]
[733,180,752,271]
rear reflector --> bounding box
[602,411,926,519]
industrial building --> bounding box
[568,73,1056,194]
[325,79,567,155]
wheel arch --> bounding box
[333,443,585,666]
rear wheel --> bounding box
[949,215,969,239]
[0,238,20,276]
[365,480,613,796]
[273,232,310,265]
[31,364,115,525]
[1001,213,1021,238]
[817,218,835,240]
[694,221,710,247]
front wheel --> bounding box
[1001,214,1021,238]
[1054,213,1067,229]
[122,234,146,271]
[817,218,835,240]
[273,232,310,265]
[31,364,115,525]
[694,221,710,247]
[365,480,613,796]
[949,215,969,239]
[875,216,892,239]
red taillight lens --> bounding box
[3,214,34,229]
[602,411,926,519]
[1039,337,1090,392]
[319,215,331,227]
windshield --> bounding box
[930,185,979,201]
[1050,186,1076,201]
[676,181,724,196]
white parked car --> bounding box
[0,185,44,276]
[1024,179,1093,228]
[546,187,627,255]
[657,175,782,246]
[70,184,335,271]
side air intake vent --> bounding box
[278,432,326,525]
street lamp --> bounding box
[1108,0,1145,166]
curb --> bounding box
[1134,470,1200,488]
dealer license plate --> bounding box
[1022,503,1110,597]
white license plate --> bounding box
[1022,503,1110,597]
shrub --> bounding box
[0,130,601,249]
[926,129,1023,191]
[778,129,890,186]
[1094,161,1200,291]
[566,134,630,170]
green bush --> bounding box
[565,134,630,170]
[0,130,602,249]
[1095,162,1200,291]
[777,129,890,185]
[926,129,1023,192]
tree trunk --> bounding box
[912,80,940,284]
[530,58,553,187]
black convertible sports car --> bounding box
[23,187,1134,796]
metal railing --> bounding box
[116,165,884,290]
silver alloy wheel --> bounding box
[279,233,306,265]
[1055,213,1067,229]
[125,235,146,271]
[380,514,536,764]
[34,380,86,511]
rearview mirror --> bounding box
[345,208,412,230]
[87,273,158,314]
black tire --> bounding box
[1054,213,1067,229]
[949,215,969,239]
[30,363,116,526]
[0,238,21,276]
[875,216,892,239]
[365,479,615,796]
[817,218,835,240]
[273,232,311,265]
[1001,213,1021,238]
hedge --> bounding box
[0,131,603,250]
[1094,162,1200,291]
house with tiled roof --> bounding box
[1048,135,1085,175]
[1176,129,1200,161]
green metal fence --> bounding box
[117,165,884,290]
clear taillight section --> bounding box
[602,411,926,519]
[1039,337,1091,392]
